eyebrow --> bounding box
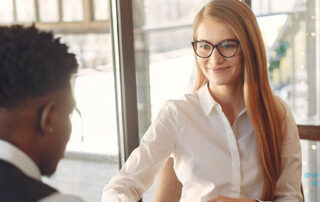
[196,38,238,44]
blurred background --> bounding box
[0,0,319,201]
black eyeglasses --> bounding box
[191,39,240,58]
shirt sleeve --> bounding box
[39,192,85,202]
[101,101,179,202]
[274,101,303,202]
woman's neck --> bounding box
[208,82,245,125]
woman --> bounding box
[101,0,302,201]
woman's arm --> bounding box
[101,101,179,202]
[272,101,303,201]
[152,158,182,202]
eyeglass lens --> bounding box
[193,40,239,58]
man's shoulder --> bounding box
[0,160,85,202]
[0,159,57,202]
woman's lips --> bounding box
[207,66,231,73]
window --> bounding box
[38,0,59,22]
[0,0,14,23]
[252,0,320,201]
[62,0,83,22]
[0,1,119,201]
[16,0,35,23]
[93,0,109,20]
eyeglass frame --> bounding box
[191,39,240,58]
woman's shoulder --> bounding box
[273,96,294,119]
[157,92,203,121]
[164,91,201,110]
[273,95,299,138]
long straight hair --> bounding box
[192,0,286,200]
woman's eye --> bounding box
[221,41,236,48]
[199,42,210,49]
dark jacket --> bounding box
[0,159,57,202]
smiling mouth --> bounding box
[207,66,231,72]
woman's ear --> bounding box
[39,102,56,135]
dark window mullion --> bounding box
[57,0,63,22]
[12,0,17,23]
[34,0,40,22]
[83,0,93,22]
[109,0,139,167]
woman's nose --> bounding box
[208,48,225,65]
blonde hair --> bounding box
[192,0,286,200]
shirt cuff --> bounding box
[101,190,136,202]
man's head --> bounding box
[0,25,78,175]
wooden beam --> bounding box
[57,0,63,22]
[12,0,17,23]
[34,0,40,22]
[298,125,320,141]
[35,21,110,34]
[83,0,93,22]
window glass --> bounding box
[39,0,59,22]
[57,34,116,155]
[16,0,35,23]
[94,0,109,20]
[0,0,13,23]
[0,1,118,201]
[252,0,320,201]
[62,0,83,22]
[45,32,117,202]
[252,0,306,14]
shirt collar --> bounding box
[196,83,247,118]
[0,139,42,181]
[197,83,218,116]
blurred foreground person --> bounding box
[0,25,84,202]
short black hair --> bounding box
[0,25,78,108]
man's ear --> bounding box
[39,102,56,135]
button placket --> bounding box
[217,105,241,197]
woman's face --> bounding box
[195,18,243,88]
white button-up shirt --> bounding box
[102,84,303,202]
[0,140,84,202]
